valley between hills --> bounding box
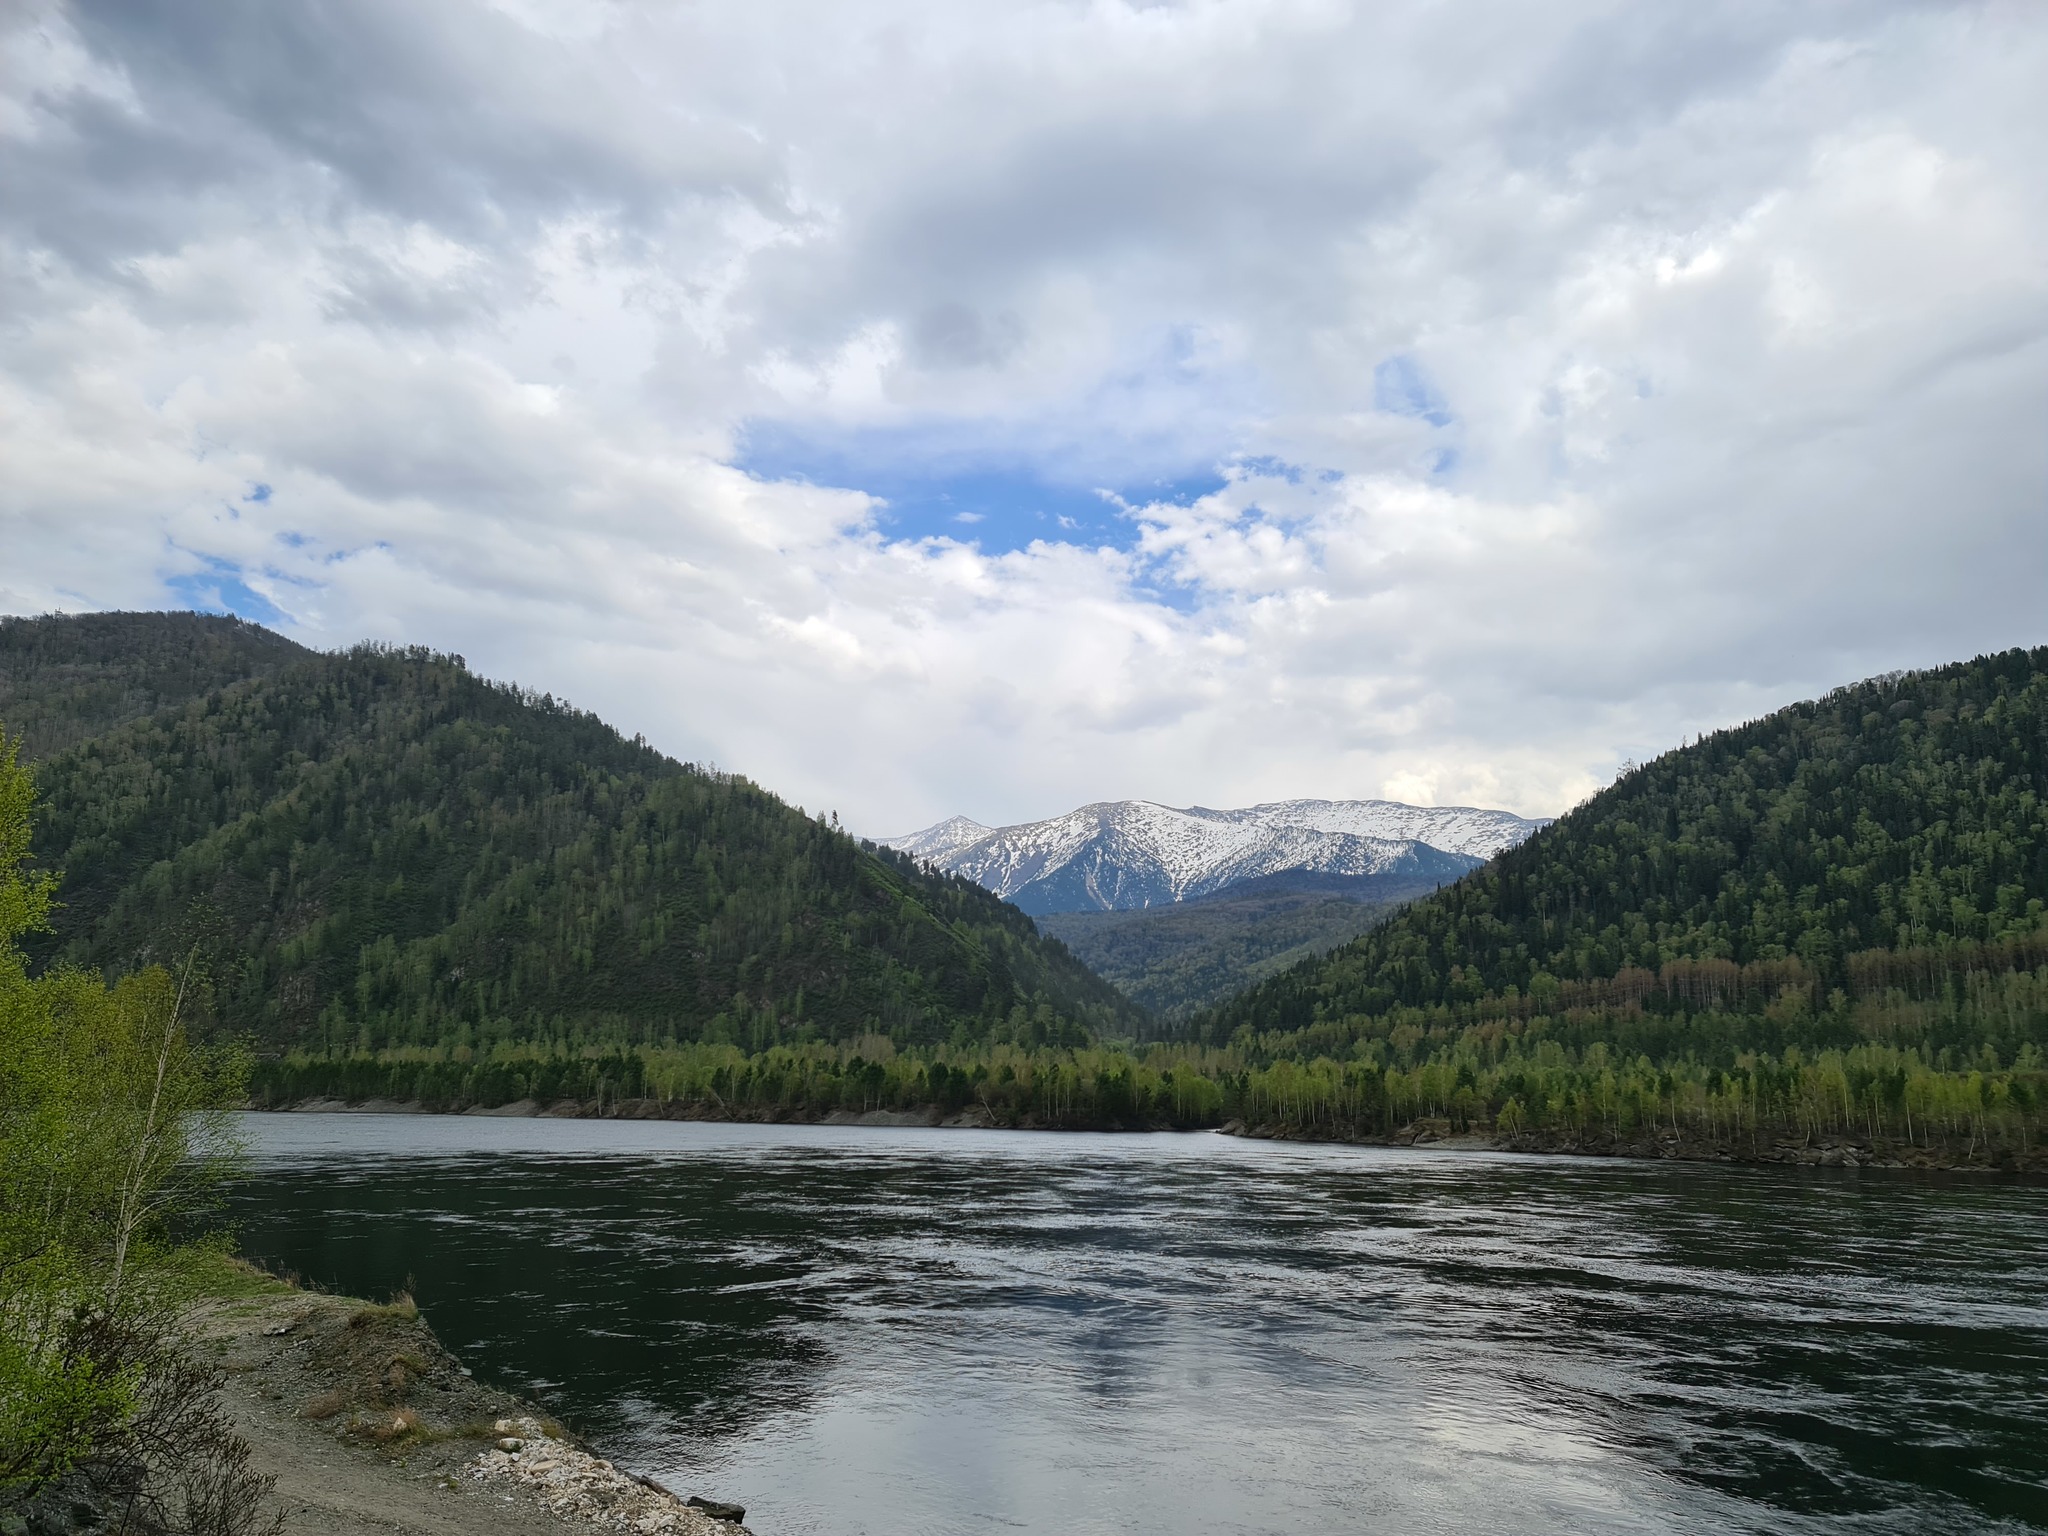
[3,609,2045,1171]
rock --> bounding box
[471,1421,749,1534]
[496,1437,524,1453]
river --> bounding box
[224,1114,2048,1535]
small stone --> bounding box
[496,1437,524,1453]
[687,1496,747,1523]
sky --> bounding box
[4,1,2046,835]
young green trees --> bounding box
[0,725,266,1528]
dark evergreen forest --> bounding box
[0,609,307,760]
[1037,875,1424,1019]
[5,613,1138,1055]
[6,613,2043,1165]
[1203,647,2048,1045]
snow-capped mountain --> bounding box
[887,815,994,864]
[878,799,1549,916]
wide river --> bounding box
[226,1115,2047,1535]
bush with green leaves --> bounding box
[0,724,263,1528]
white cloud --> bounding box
[4,0,2048,831]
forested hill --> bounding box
[6,613,1139,1052]
[0,610,308,760]
[1202,646,2048,1056]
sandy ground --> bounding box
[190,1286,747,1536]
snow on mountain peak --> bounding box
[877,798,1549,914]
[883,815,992,863]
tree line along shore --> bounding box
[249,1016,2045,1172]
[245,896,2048,1169]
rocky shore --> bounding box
[188,1280,751,1536]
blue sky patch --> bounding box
[737,420,1227,552]
[166,555,286,624]
[1374,355,1453,428]
[1230,455,1309,483]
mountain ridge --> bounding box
[1199,644,2048,1054]
[882,797,1547,915]
[3,611,1141,1052]
[0,609,309,761]
[1038,869,1436,1018]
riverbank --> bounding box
[185,1268,751,1536]
[249,1036,2047,1172]
[271,1096,1060,1131]
[1223,1116,2048,1173]
[253,1097,2045,1173]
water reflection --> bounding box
[224,1116,2048,1535]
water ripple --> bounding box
[225,1116,2048,1536]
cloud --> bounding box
[4,0,2047,831]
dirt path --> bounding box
[192,1286,746,1536]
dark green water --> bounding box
[225,1115,2048,1535]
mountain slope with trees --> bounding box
[6,613,2040,1165]
[1204,646,2048,1049]
[1037,873,1429,1019]
[1196,651,2048,1105]
[1177,650,2047,1166]
[7,613,1140,1055]
[0,610,308,761]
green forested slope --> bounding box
[0,611,307,761]
[9,613,2042,1159]
[1164,650,2048,1161]
[1038,877,1423,1019]
[9,617,1138,1053]
[1204,647,2048,1058]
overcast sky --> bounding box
[4,1,2046,833]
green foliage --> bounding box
[239,1025,2045,1164]
[18,613,2043,1166]
[1204,648,2048,1051]
[1039,881,1419,1020]
[0,724,250,1493]
[13,614,1140,1053]
[247,1037,1238,1131]
[0,610,306,763]
[1228,1037,2043,1157]
[0,727,57,961]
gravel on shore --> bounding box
[468,1418,742,1534]
[191,1281,750,1536]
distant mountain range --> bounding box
[880,799,1549,916]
